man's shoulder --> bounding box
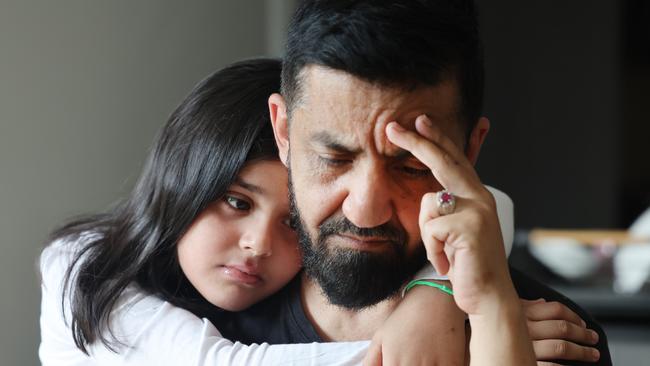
[510,266,613,366]
[215,275,321,345]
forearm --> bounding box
[468,289,535,366]
[403,285,467,363]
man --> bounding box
[219,1,612,365]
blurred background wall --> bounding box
[476,0,650,230]
[477,0,621,229]
[0,1,646,365]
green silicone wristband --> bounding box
[404,279,454,296]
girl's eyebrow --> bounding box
[233,179,264,195]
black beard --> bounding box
[287,167,427,310]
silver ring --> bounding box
[436,190,456,215]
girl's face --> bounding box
[177,160,301,311]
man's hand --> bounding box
[386,115,537,365]
[522,298,601,365]
[386,116,513,316]
[363,284,466,366]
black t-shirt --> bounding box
[215,275,322,344]
[212,268,612,366]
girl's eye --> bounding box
[225,195,251,211]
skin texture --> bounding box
[269,65,488,345]
[281,66,469,255]
[364,284,467,366]
[177,160,301,311]
[522,299,601,364]
[384,115,536,365]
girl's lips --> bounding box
[221,265,262,285]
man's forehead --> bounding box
[298,65,455,115]
[308,129,413,159]
[292,65,463,153]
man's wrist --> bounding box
[404,279,454,296]
[401,281,457,307]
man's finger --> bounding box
[413,114,466,165]
[537,362,563,366]
[419,192,440,229]
[420,216,451,275]
[532,339,601,362]
[385,122,479,198]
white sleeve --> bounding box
[409,186,515,283]
[40,239,96,366]
[39,239,369,366]
[90,293,369,366]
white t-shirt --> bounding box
[39,239,369,366]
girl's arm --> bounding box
[39,241,369,366]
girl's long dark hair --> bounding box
[47,58,282,354]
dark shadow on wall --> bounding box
[475,0,648,229]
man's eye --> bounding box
[319,156,350,166]
[225,196,251,211]
[401,166,430,177]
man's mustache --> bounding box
[318,216,407,245]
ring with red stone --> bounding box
[436,190,456,215]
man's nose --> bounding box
[239,222,273,257]
[341,164,393,228]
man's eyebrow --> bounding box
[233,179,264,194]
[390,148,415,160]
[310,131,360,153]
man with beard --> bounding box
[216,1,612,364]
[297,194,425,310]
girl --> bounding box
[40,58,359,364]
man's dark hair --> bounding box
[282,0,484,136]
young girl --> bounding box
[39,57,527,365]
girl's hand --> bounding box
[522,298,601,364]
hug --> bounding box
[39,1,612,365]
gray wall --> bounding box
[0,1,284,364]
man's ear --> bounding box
[268,93,290,167]
[466,116,490,166]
